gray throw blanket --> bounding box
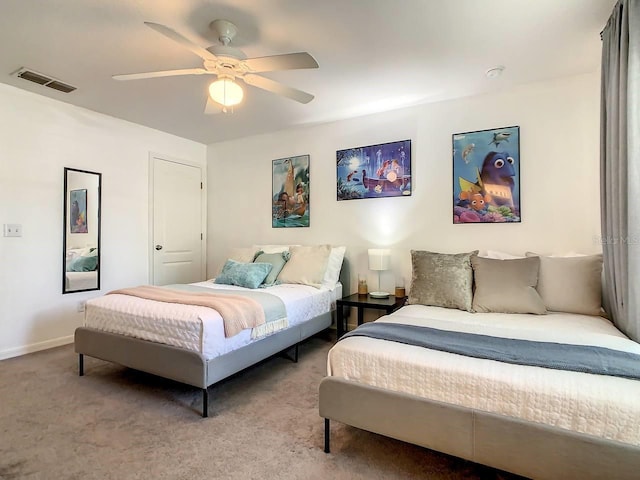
[340,322,640,380]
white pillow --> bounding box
[277,245,331,288]
[321,246,346,290]
[252,244,299,254]
[484,250,524,260]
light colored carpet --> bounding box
[0,333,525,480]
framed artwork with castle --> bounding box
[453,126,521,224]
[336,139,411,201]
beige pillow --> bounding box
[217,247,259,275]
[227,247,259,263]
[407,250,477,312]
[471,256,546,314]
[276,245,331,288]
[526,253,603,316]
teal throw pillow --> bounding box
[254,251,291,287]
[215,259,273,289]
[68,255,98,272]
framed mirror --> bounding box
[63,167,101,294]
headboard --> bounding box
[338,255,350,297]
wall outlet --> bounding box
[3,224,22,237]
[77,301,86,313]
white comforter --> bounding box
[327,305,640,446]
[85,282,334,360]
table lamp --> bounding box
[368,248,391,298]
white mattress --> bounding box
[85,281,338,360]
[327,305,640,446]
[66,271,97,290]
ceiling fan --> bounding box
[113,20,319,113]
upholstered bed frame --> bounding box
[75,261,350,417]
[319,377,640,480]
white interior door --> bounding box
[151,157,203,285]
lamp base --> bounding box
[369,291,390,299]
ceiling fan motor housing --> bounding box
[209,19,238,45]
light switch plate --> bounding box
[3,224,22,237]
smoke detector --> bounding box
[485,66,505,78]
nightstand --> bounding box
[336,293,406,338]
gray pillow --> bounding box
[471,256,546,314]
[254,251,290,287]
[407,250,477,312]
[526,253,603,316]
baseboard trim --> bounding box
[0,335,74,361]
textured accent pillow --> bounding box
[277,245,331,288]
[214,259,272,289]
[254,251,290,287]
[407,250,477,312]
[526,253,603,315]
[471,256,546,314]
[321,246,346,290]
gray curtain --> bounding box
[600,0,640,341]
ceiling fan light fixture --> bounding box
[208,77,243,107]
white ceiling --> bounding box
[0,0,615,145]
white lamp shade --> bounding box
[368,248,391,271]
[208,77,244,107]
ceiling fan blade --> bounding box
[244,52,318,73]
[144,22,217,62]
[113,68,210,81]
[243,74,314,104]
[204,96,223,115]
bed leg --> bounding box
[202,388,209,418]
[324,418,330,453]
[282,344,299,363]
[78,354,84,376]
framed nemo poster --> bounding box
[453,126,521,223]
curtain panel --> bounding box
[600,0,640,341]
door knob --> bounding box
[155,245,163,251]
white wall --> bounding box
[0,84,206,359]
[207,73,601,294]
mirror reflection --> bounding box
[63,167,101,293]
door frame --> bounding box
[148,152,207,285]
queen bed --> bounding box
[76,245,348,417]
[321,305,640,479]
[320,251,640,479]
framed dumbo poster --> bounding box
[453,126,520,224]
